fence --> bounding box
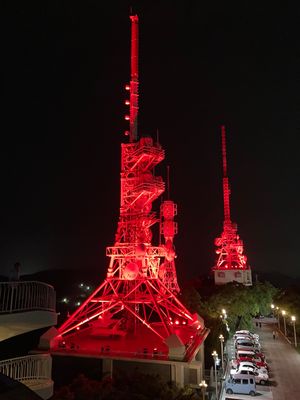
[0,354,52,384]
[0,281,56,313]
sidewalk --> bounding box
[253,317,300,399]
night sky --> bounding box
[2,1,300,281]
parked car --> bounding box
[236,344,257,354]
[230,366,255,377]
[235,330,259,341]
[234,331,259,339]
[234,356,269,371]
[225,375,256,396]
[231,366,269,385]
[234,335,260,345]
[235,339,261,350]
[234,335,256,343]
[236,347,266,361]
[233,361,268,375]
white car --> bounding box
[235,330,259,341]
[234,335,254,342]
[230,366,269,385]
[234,336,260,347]
[234,361,268,375]
[235,340,261,351]
[234,333,260,343]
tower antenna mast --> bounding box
[128,14,139,142]
[52,14,208,365]
[222,125,231,224]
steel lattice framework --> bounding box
[54,15,207,361]
[213,126,252,283]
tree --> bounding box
[51,371,191,400]
[181,279,278,367]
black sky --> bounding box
[2,1,300,281]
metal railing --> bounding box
[0,281,56,314]
[0,354,52,385]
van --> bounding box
[225,374,256,396]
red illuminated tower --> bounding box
[213,126,252,286]
[51,15,208,373]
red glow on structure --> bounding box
[213,126,252,285]
[51,14,208,363]
[126,14,139,142]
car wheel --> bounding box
[226,389,233,394]
[260,380,266,385]
[249,390,255,396]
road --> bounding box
[219,317,300,399]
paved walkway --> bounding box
[254,318,300,399]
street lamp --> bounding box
[212,350,218,399]
[282,310,287,336]
[221,308,230,332]
[291,316,297,348]
[271,304,279,330]
[199,380,207,400]
[219,334,224,371]
[276,307,280,329]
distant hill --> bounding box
[251,270,300,289]
[21,268,104,294]
[0,267,296,300]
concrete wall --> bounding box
[214,270,252,286]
